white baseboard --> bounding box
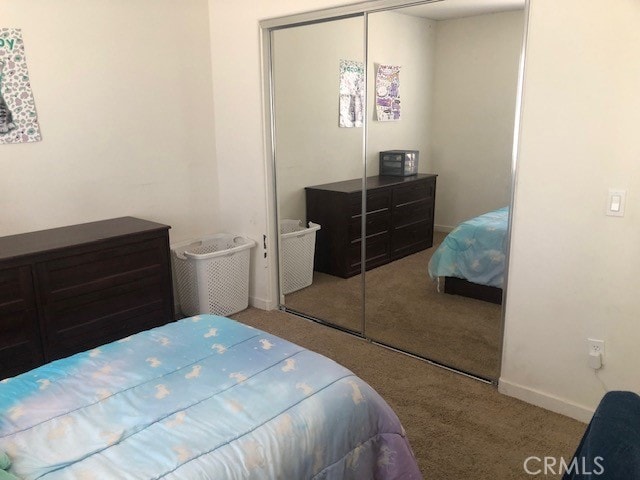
[498,379,593,423]
[250,296,276,311]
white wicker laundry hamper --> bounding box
[172,234,256,317]
[280,220,321,295]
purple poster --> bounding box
[375,64,401,122]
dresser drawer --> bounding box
[0,266,36,312]
[392,178,434,207]
[0,309,44,377]
[393,199,433,229]
[37,238,167,304]
[349,210,391,240]
[364,234,392,270]
[391,220,433,258]
[350,189,392,217]
[37,237,171,360]
[0,266,44,379]
[42,276,168,360]
[348,233,390,273]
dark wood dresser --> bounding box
[306,174,437,278]
[0,217,174,379]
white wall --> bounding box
[500,0,640,422]
[0,1,218,245]
[273,17,364,223]
[366,11,436,176]
[431,11,524,230]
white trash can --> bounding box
[172,234,256,317]
[280,220,321,295]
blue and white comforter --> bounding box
[0,314,421,479]
[428,207,509,288]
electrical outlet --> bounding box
[588,338,605,361]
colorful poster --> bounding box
[0,28,41,144]
[339,59,364,128]
[375,64,401,121]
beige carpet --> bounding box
[285,232,502,379]
[231,308,586,480]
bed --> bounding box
[0,314,421,480]
[428,207,509,305]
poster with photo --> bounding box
[339,59,364,128]
[0,28,41,144]
[375,64,401,121]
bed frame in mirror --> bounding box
[443,277,503,305]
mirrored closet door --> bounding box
[363,2,525,380]
[271,16,366,333]
[268,0,527,383]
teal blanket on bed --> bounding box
[428,207,509,288]
[0,314,421,479]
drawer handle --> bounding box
[367,207,389,215]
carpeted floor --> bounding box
[231,308,585,479]
[284,232,502,379]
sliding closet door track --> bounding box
[281,307,493,385]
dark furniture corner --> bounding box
[0,217,174,379]
[306,174,437,278]
[563,391,640,479]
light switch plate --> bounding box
[606,189,626,217]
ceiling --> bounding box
[398,0,525,20]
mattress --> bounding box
[428,207,509,288]
[0,314,421,479]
